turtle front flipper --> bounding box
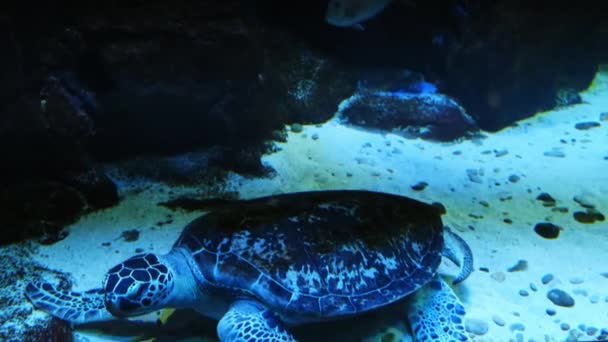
[407,276,470,342]
[217,300,296,342]
[25,282,114,324]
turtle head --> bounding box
[102,253,175,317]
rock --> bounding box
[561,323,571,331]
[339,91,477,141]
[590,294,600,304]
[586,326,598,336]
[541,273,554,285]
[534,222,561,239]
[465,318,489,335]
[311,133,319,140]
[62,168,119,209]
[573,210,605,224]
[121,229,140,242]
[0,181,87,244]
[551,206,569,213]
[536,193,556,206]
[494,149,508,157]
[600,112,608,121]
[0,245,73,341]
[569,277,584,285]
[467,168,484,183]
[547,289,575,307]
[573,195,596,209]
[543,150,566,158]
[507,260,528,272]
[519,289,529,297]
[410,181,428,191]
[546,308,556,316]
[508,174,520,183]
[530,283,537,292]
[574,121,601,130]
[510,323,526,332]
[491,272,506,282]
[492,315,506,327]
[555,88,582,107]
[290,123,303,133]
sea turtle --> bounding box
[26,190,473,341]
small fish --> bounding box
[325,0,394,29]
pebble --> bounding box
[573,195,596,209]
[567,330,583,342]
[507,260,528,272]
[547,289,575,307]
[574,121,601,130]
[530,283,537,292]
[410,181,428,191]
[600,112,608,121]
[465,318,489,335]
[290,123,303,133]
[573,210,605,224]
[572,289,588,296]
[590,294,600,304]
[541,273,554,285]
[534,222,561,239]
[519,290,529,297]
[561,323,570,331]
[510,323,526,332]
[491,272,506,282]
[536,192,556,203]
[508,174,520,183]
[543,150,565,158]
[311,133,319,140]
[586,326,598,336]
[467,168,484,183]
[569,277,584,285]
[492,315,506,327]
[546,308,556,316]
[551,206,569,213]
[121,229,140,242]
[494,149,509,157]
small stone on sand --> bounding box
[547,289,575,307]
[465,318,489,335]
[541,273,554,285]
[492,315,506,327]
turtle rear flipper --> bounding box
[407,276,470,341]
[442,226,474,284]
[25,282,113,324]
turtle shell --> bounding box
[174,190,444,320]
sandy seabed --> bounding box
[27,68,608,342]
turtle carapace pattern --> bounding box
[26,190,473,342]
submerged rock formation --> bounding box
[0,0,606,243]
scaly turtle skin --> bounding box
[26,190,473,342]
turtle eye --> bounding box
[127,282,148,299]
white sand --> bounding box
[30,67,608,341]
